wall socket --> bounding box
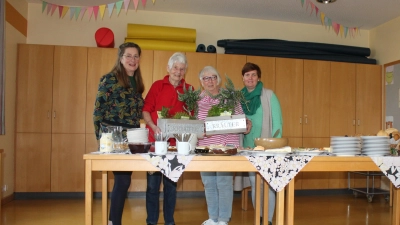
[2,184,7,192]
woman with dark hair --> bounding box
[93,42,145,225]
[241,62,283,225]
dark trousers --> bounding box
[109,171,132,225]
[146,172,177,225]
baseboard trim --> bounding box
[13,189,353,200]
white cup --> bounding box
[177,141,190,155]
[155,141,168,155]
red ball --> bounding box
[95,27,114,48]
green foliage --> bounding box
[207,75,249,116]
[177,85,202,118]
[207,105,231,117]
[172,111,191,119]
[160,106,171,118]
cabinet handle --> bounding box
[47,110,50,118]
[300,117,302,124]
[305,118,308,124]
[357,119,360,126]
[353,120,356,126]
[53,111,56,119]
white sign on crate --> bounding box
[157,119,205,137]
[205,114,246,135]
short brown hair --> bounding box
[241,62,261,78]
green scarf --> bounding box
[241,81,262,115]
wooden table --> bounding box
[84,154,280,225]
[84,154,400,225]
[283,156,400,225]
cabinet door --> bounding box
[53,46,87,134]
[216,54,247,89]
[185,52,217,89]
[16,44,54,133]
[152,50,176,83]
[275,58,304,138]
[356,64,383,135]
[51,134,85,192]
[303,60,330,138]
[140,50,154,97]
[15,133,51,192]
[330,62,356,136]
[246,56,275,91]
[86,47,118,134]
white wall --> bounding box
[27,3,369,53]
[370,16,400,65]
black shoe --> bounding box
[147,224,155,225]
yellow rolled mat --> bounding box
[125,38,196,52]
[127,24,196,43]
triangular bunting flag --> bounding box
[70,7,75,20]
[339,25,344,37]
[152,0,156,3]
[99,5,106,19]
[142,0,147,8]
[332,22,340,35]
[115,1,123,15]
[58,6,63,18]
[42,1,47,13]
[133,0,139,10]
[306,0,311,12]
[61,6,69,19]
[107,3,115,17]
[301,0,305,7]
[87,7,93,21]
[315,6,319,17]
[344,27,348,38]
[74,7,81,20]
[123,0,130,13]
[320,12,325,26]
[79,7,86,20]
[50,4,57,16]
[46,3,51,15]
[93,6,99,20]
[310,2,315,16]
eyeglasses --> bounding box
[202,75,218,82]
[123,54,140,60]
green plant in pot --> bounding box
[207,76,249,117]
[177,84,201,119]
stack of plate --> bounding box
[127,128,149,143]
[361,136,390,156]
[330,136,361,156]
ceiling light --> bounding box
[316,0,337,3]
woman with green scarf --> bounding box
[241,62,283,225]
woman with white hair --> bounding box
[143,52,193,225]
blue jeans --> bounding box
[249,172,276,222]
[146,172,177,225]
[109,171,132,225]
[200,172,233,223]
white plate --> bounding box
[362,147,390,151]
[362,149,390,154]
[361,136,389,140]
[362,143,390,148]
[331,147,361,152]
[364,153,390,156]
[331,136,360,140]
[332,150,361,155]
[330,143,360,148]
[361,139,389,144]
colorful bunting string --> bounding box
[41,0,359,38]
[300,0,360,38]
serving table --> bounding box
[84,154,400,225]
[283,156,400,225]
[84,154,277,225]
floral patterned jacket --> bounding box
[93,73,144,140]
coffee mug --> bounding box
[177,141,190,155]
[155,141,168,155]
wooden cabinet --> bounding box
[15,45,383,193]
[15,44,87,192]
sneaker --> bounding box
[201,219,218,225]
[217,222,228,225]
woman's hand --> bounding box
[244,118,252,134]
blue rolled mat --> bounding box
[218,39,371,57]
[196,44,206,52]
[206,45,216,53]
